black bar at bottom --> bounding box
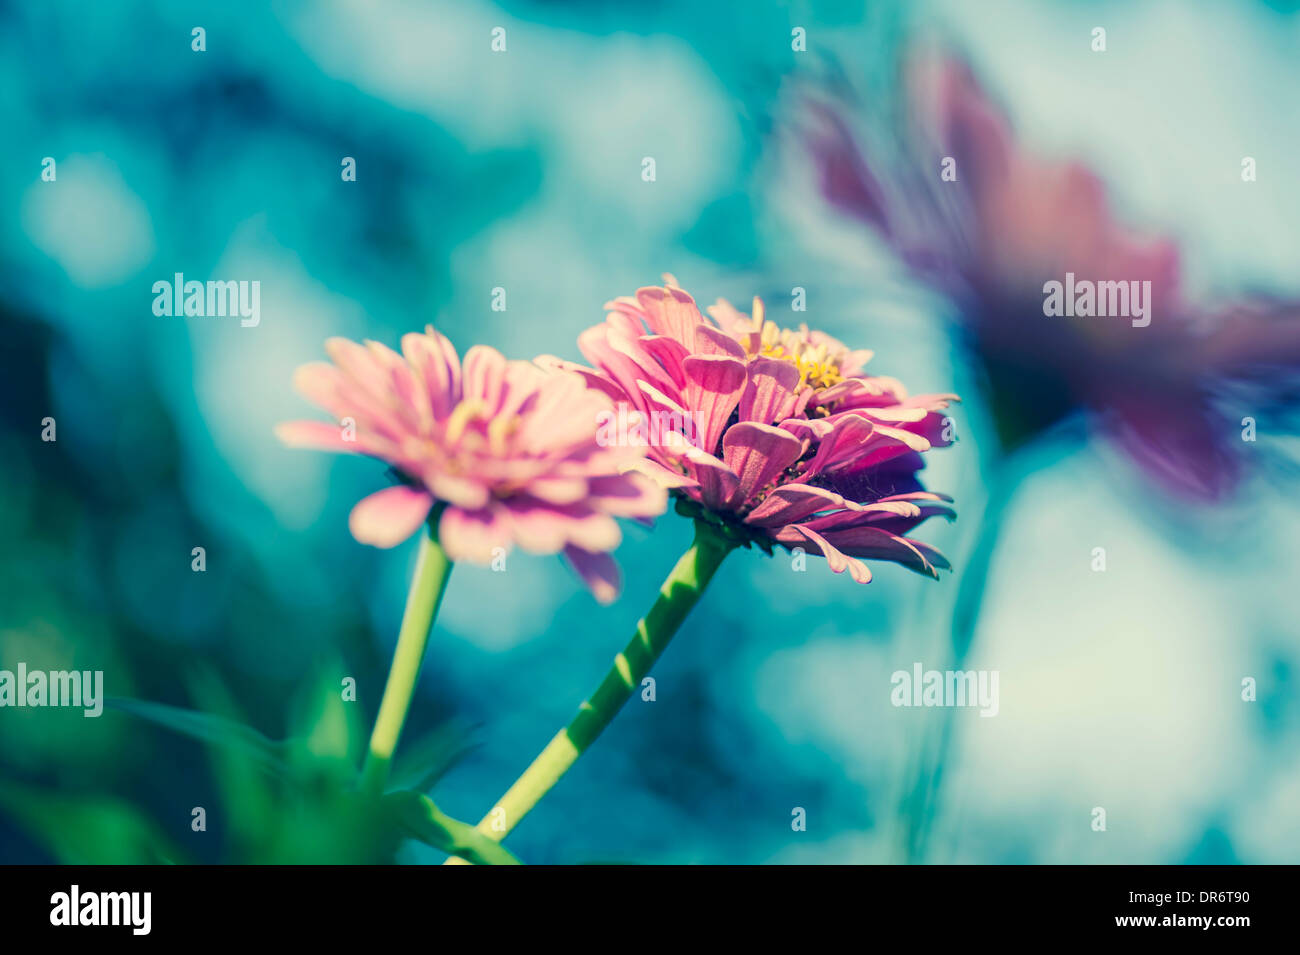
[0,864,1284,940]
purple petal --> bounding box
[743,483,853,527]
[779,523,873,583]
[563,546,621,605]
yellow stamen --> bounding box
[487,411,519,456]
[753,320,845,391]
[444,398,487,446]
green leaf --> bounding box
[385,791,521,865]
[181,672,280,851]
[105,696,292,775]
[0,782,183,865]
[288,665,365,767]
[387,718,478,794]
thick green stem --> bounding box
[445,520,735,864]
[359,525,453,795]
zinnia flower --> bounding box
[549,282,958,583]
[797,49,1300,501]
[276,327,667,603]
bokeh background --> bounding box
[2,0,1298,864]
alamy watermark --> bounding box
[891,662,999,717]
[1042,272,1151,328]
[50,886,151,935]
[152,272,260,327]
[595,406,703,449]
[0,664,103,717]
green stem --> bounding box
[444,519,735,864]
[359,523,453,795]
[899,458,1022,862]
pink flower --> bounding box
[552,282,958,583]
[276,327,667,603]
[799,49,1300,501]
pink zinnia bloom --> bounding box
[276,327,667,603]
[799,49,1300,501]
[551,282,958,584]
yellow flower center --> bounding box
[753,321,845,391]
[444,398,520,456]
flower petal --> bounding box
[800,414,876,480]
[694,324,747,359]
[778,523,872,583]
[349,485,434,549]
[621,457,699,490]
[275,420,364,454]
[588,473,669,518]
[635,285,704,344]
[495,499,620,555]
[562,546,621,605]
[438,505,513,563]
[743,483,853,527]
[682,355,747,454]
[801,523,948,578]
[402,329,461,421]
[681,446,740,510]
[461,345,509,414]
[739,358,802,425]
[721,422,804,507]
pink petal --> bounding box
[779,524,872,583]
[681,446,740,510]
[295,358,406,441]
[379,346,432,433]
[579,324,654,416]
[721,422,804,506]
[799,499,955,538]
[802,524,948,578]
[422,471,490,510]
[292,361,350,418]
[402,329,461,421]
[348,486,434,549]
[588,473,669,518]
[743,483,853,528]
[461,345,509,415]
[496,360,548,422]
[800,414,876,480]
[517,372,605,453]
[637,335,692,390]
[438,505,513,563]
[607,330,681,398]
[275,420,364,454]
[325,337,390,397]
[635,285,703,343]
[621,457,699,490]
[562,546,621,605]
[682,355,747,454]
[524,476,590,505]
[694,324,747,359]
[533,355,628,404]
[632,382,703,450]
[503,500,621,555]
[739,358,801,425]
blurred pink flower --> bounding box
[277,327,667,603]
[549,283,957,583]
[800,50,1300,500]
